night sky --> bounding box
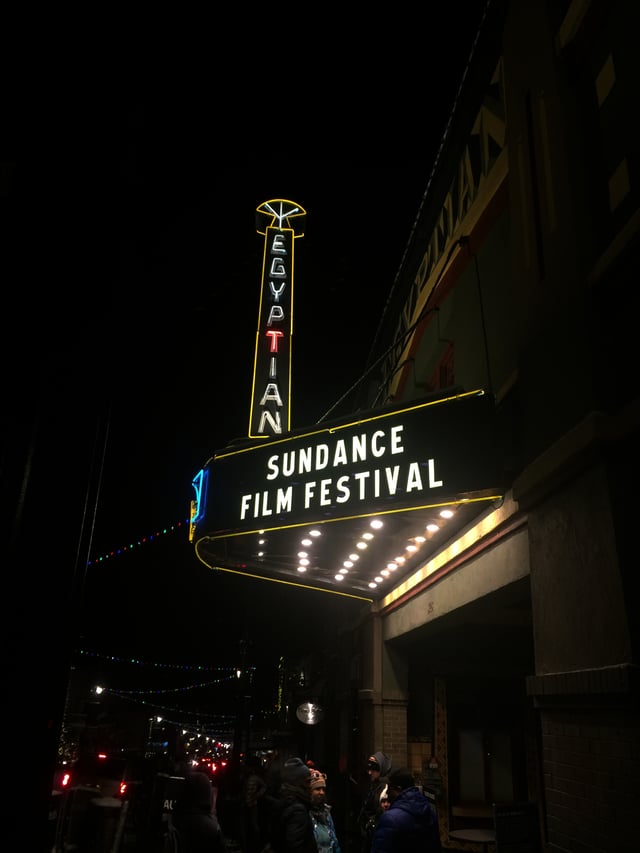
[80,162,433,669]
[13,5,490,718]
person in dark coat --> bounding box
[172,770,226,853]
[264,756,316,853]
[357,751,392,853]
[371,767,441,853]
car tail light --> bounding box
[61,772,72,788]
[119,781,128,797]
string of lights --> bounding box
[86,519,189,567]
[77,648,251,673]
[106,674,237,695]
[108,690,235,721]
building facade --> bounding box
[327,1,639,850]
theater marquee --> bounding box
[190,389,504,598]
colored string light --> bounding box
[106,675,237,695]
[77,648,245,672]
[87,519,189,567]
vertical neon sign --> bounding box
[249,199,306,438]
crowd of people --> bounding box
[169,749,441,853]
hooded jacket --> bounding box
[371,786,441,853]
[359,751,392,837]
[265,776,317,853]
[172,771,226,853]
[369,753,392,777]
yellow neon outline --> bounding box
[255,199,307,236]
[248,223,297,439]
[194,538,372,603]
[381,493,518,607]
[236,388,486,460]
[200,493,502,542]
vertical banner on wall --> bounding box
[249,199,306,438]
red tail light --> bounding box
[61,772,72,788]
[119,781,128,797]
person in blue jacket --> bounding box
[371,767,441,853]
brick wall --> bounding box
[541,709,640,852]
[381,701,408,770]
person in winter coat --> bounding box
[240,755,268,853]
[357,751,392,853]
[371,767,441,853]
[172,770,226,853]
[308,769,341,853]
[264,756,317,853]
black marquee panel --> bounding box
[191,390,505,599]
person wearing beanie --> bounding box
[357,751,392,853]
[263,757,317,853]
[371,767,441,853]
[308,770,342,853]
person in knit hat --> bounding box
[357,751,392,853]
[308,770,341,853]
[263,757,317,853]
[371,766,441,852]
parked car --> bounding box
[64,752,128,798]
[53,750,156,799]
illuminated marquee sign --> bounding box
[192,389,502,541]
[248,199,306,438]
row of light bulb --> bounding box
[276,507,457,589]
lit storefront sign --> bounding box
[248,199,306,438]
[190,389,503,596]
